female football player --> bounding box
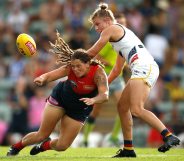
[86,2,180,157]
[7,32,109,156]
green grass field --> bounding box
[0,147,184,161]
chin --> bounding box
[76,74,83,78]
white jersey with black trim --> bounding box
[110,24,154,66]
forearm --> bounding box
[108,69,121,84]
[87,48,97,58]
[108,55,125,84]
[87,32,110,58]
[38,66,68,84]
[40,73,58,83]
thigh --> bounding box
[128,79,150,108]
[38,103,65,136]
[58,115,83,146]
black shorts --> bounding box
[47,82,93,123]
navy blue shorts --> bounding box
[47,82,93,123]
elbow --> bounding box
[104,93,109,102]
[95,91,109,104]
[98,93,109,104]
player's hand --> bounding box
[79,98,95,105]
[34,76,46,86]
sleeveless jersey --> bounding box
[110,24,154,66]
[67,65,99,95]
[48,65,100,122]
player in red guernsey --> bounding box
[68,65,99,95]
[7,39,109,156]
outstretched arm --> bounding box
[80,67,109,105]
[87,24,125,58]
[34,65,69,86]
[87,27,112,57]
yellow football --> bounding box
[16,33,37,57]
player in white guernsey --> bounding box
[87,3,180,158]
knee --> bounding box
[130,105,144,117]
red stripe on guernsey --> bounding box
[68,65,99,94]
[130,54,138,64]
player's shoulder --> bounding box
[105,24,120,32]
[101,23,116,33]
[95,65,106,76]
[91,64,102,71]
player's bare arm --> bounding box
[34,65,69,86]
[87,27,112,57]
[93,67,109,103]
[108,54,125,84]
[80,67,109,105]
[87,25,124,57]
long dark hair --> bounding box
[49,31,104,68]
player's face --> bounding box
[93,17,109,33]
[71,59,90,78]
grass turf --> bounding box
[0,147,184,161]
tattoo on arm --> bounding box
[94,67,108,88]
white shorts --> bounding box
[130,61,159,88]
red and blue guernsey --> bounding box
[47,65,99,122]
[68,65,99,94]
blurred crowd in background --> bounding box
[0,0,184,148]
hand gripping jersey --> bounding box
[110,24,154,66]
